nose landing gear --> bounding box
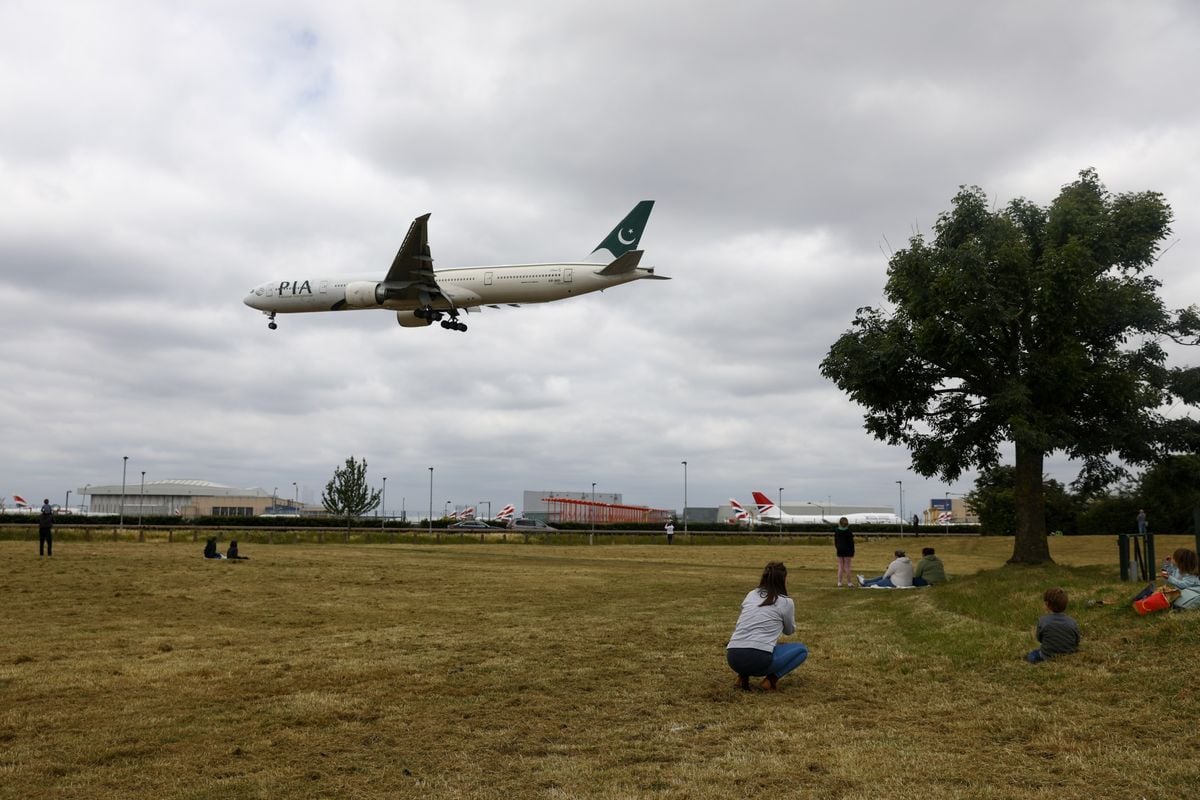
[267,312,277,330]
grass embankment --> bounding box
[2,536,1197,799]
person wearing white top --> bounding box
[726,562,809,691]
[859,550,914,588]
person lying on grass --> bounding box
[858,550,913,588]
[726,561,808,691]
[1132,548,1200,614]
[1027,587,1079,663]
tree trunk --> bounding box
[1008,442,1052,564]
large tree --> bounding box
[321,456,382,539]
[821,169,1200,564]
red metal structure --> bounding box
[542,497,672,525]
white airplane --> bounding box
[751,491,903,526]
[244,202,667,332]
[0,494,39,514]
[728,499,754,527]
[493,503,516,523]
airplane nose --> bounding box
[244,289,263,309]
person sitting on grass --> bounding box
[1027,587,1079,663]
[726,561,808,691]
[203,537,224,559]
[912,547,946,586]
[858,550,913,588]
[1132,548,1200,614]
[226,540,249,560]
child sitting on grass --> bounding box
[1026,587,1079,663]
[1132,548,1200,614]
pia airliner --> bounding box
[244,202,667,332]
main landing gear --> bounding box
[267,312,277,330]
[416,307,467,332]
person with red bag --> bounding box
[1132,548,1200,614]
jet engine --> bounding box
[396,310,434,327]
[344,281,384,308]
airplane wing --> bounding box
[377,214,452,309]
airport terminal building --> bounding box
[80,480,304,518]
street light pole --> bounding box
[381,477,387,529]
[65,490,71,514]
[138,471,145,534]
[273,486,277,513]
[591,482,596,542]
[681,461,688,533]
[778,487,784,535]
[292,481,298,508]
[428,467,433,536]
[119,456,128,532]
[896,480,904,535]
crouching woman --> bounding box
[726,561,808,691]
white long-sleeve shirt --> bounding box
[726,589,796,653]
[882,556,914,587]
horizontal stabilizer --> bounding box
[597,250,643,276]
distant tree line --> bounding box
[967,454,1200,536]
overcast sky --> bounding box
[3,1,1198,518]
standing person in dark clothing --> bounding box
[1026,587,1080,663]
[1137,509,1147,534]
[39,499,53,557]
[833,517,855,587]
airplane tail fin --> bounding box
[751,491,777,516]
[584,201,654,263]
[13,494,28,507]
[494,503,516,521]
[729,499,751,523]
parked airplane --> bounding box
[728,499,754,527]
[451,507,476,521]
[0,495,37,514]
[244,202,667,332]
[493,504,516,523]
[750,491,903,526]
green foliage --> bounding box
[821,168,1199,563]
[321,456,382,529]
[1076,492,1140,535]
[967,466,1081,535]
[1135,454,1200,534]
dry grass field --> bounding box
[2,534,1198,799]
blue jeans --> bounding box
[1026,649,1046,663]
[769,642,809,678]
[861,576,895,588]
[727,643,809,678]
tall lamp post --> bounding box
[119,456,128,532]
[381,477,387,529]
[778,487,784,535]
[681,461,688,533]
[428,467,434,536]
[292,481,298,509]
[272,486,277,513]
[591,482,596,542]
[896,480,904,535]
[138,470,145,537]
[65,490,71,515]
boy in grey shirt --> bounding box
[1026,587,1080,663]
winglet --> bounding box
[585,201,654,262]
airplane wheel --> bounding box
[268,322,277,330]
[457,322,468,332]
[440,320,452,329]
